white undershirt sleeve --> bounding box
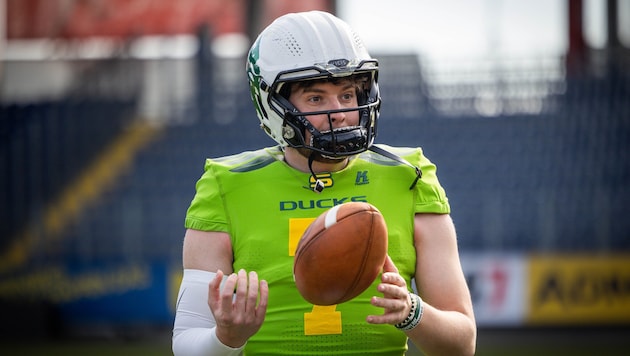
[172,269,245,356]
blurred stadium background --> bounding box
[1,0,629,355]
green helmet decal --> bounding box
[247,38,265,124]
[247,38,261,76]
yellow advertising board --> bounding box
[528,254,630,325]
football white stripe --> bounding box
[324,204,342,228]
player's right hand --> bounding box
[208,269,269,348]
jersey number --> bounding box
[289,218,342,335]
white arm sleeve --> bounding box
[172,269,245,356]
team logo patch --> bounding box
[355,170,369,185]
[309,173,333,190]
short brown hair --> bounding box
[280,74,369,99]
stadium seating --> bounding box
[1,52,629,272]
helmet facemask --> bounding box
[270,64,381,160]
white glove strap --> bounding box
[172,269,245,356]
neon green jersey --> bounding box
[185,144,450,355]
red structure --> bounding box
[6,0,333,39]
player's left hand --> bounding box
[366,255,412,326]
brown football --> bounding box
[293,202,388,305]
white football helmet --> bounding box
[246,11,380,158]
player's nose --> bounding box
[329,101,346,124]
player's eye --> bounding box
[341,92,355,102]
[307,95,322,103]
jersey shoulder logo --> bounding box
[355,170,369,185]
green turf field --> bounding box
[1,328,628,356]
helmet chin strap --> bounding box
[307,152,326,193]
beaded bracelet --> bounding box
[394,293,423,331]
